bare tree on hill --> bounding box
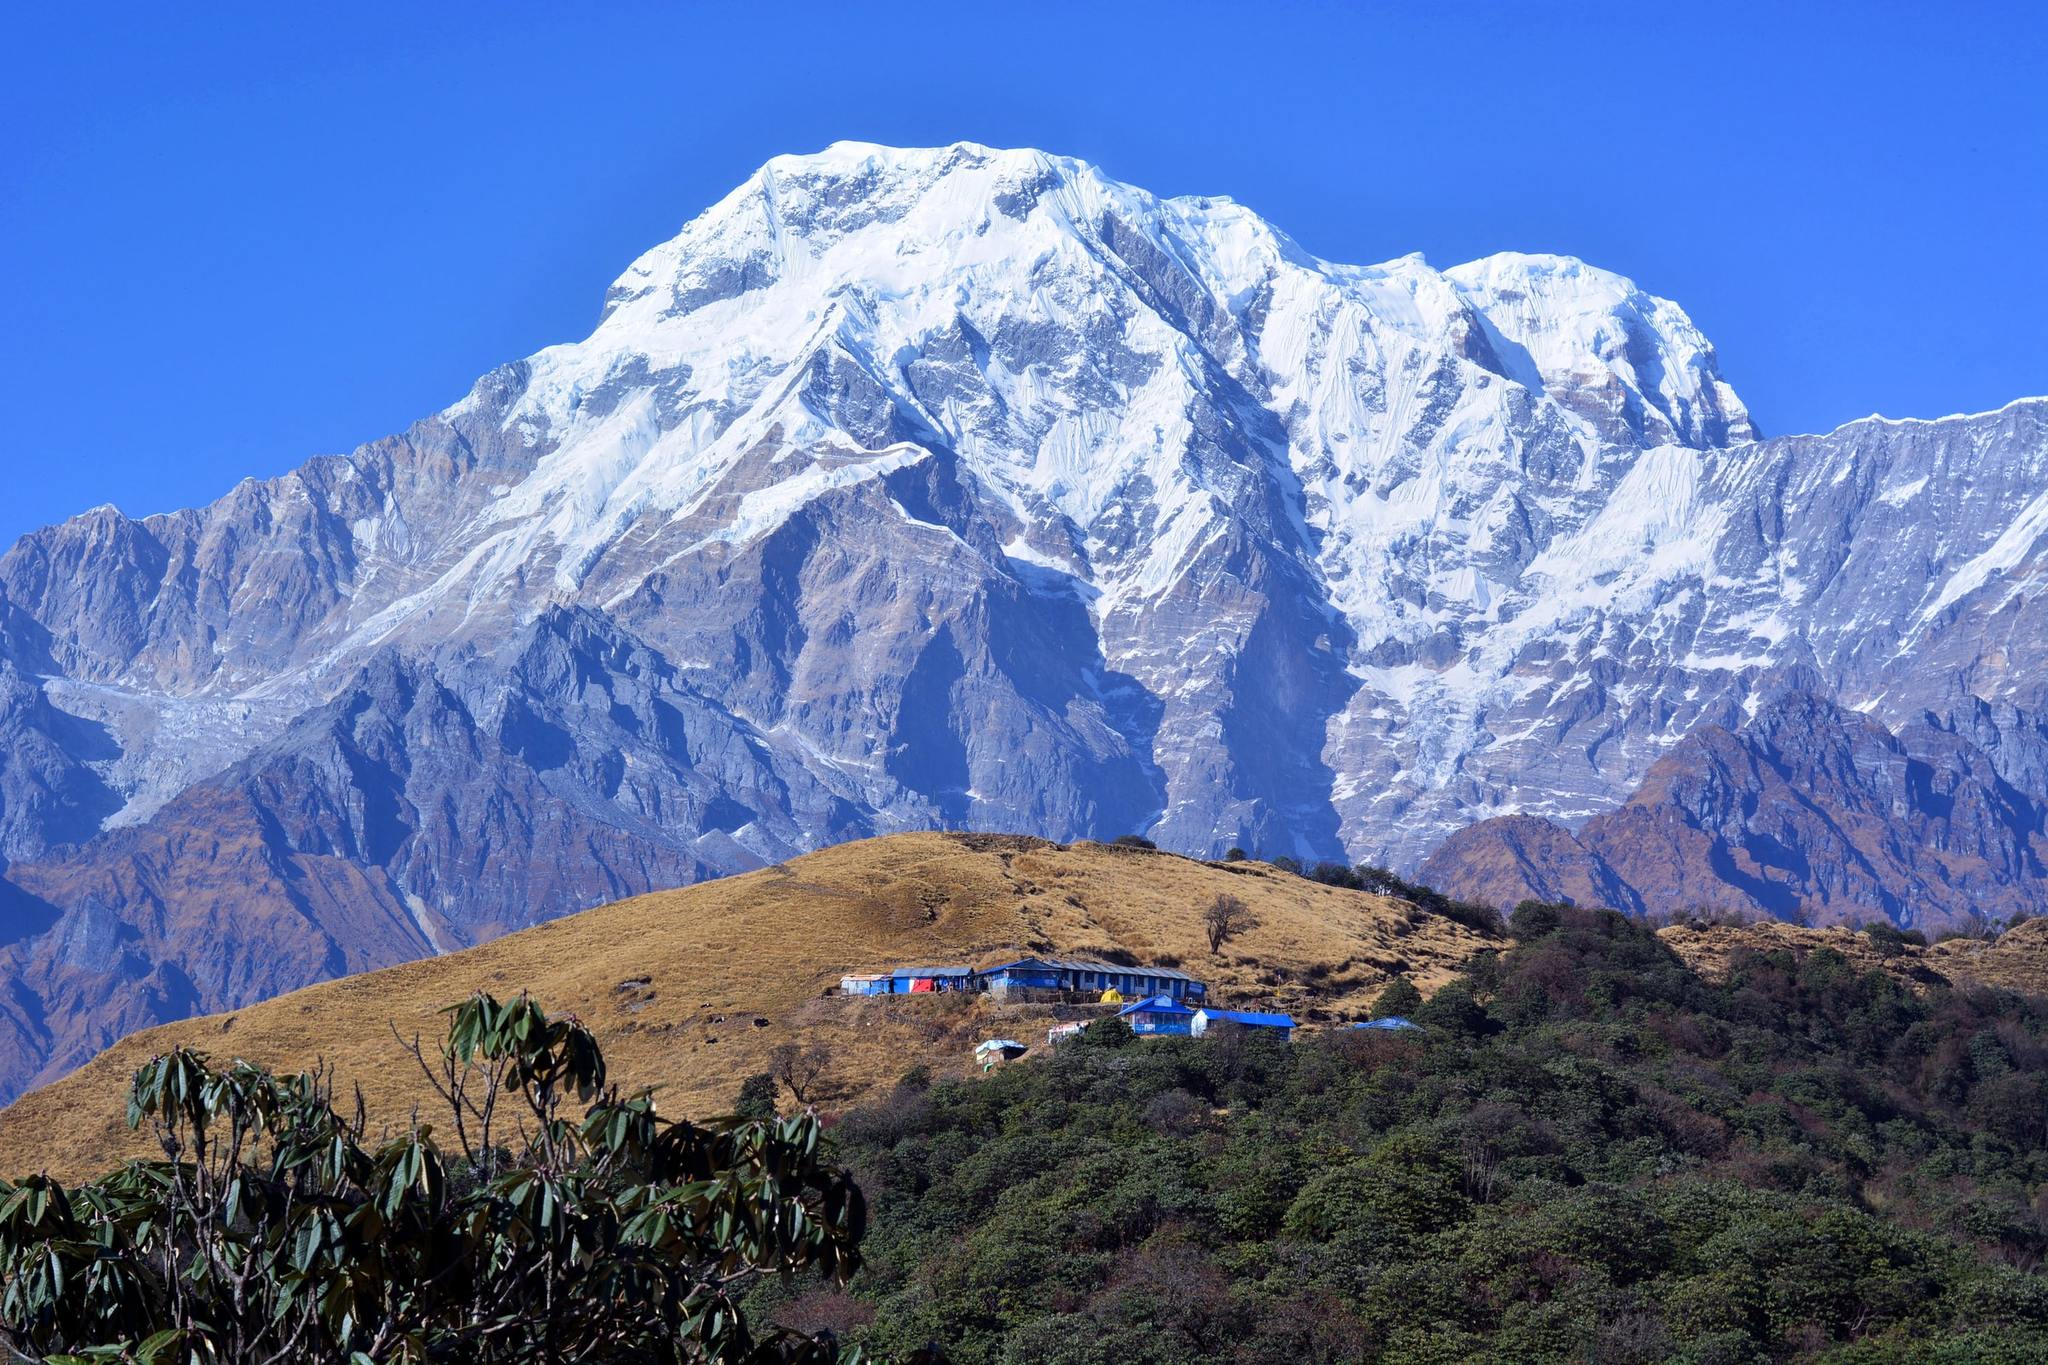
[772,1039,835,1106]
[1204,893,1258,955]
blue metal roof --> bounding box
[1199,1008,1296,1028]
[1117,994,1194,1017]
[982,957,1206,983]
[1352,1017,1423,1031]
[892,966,973,978]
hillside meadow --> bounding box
[0,833,1490,1179]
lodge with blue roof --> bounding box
[978,957,1206,1002]
[839,956,1207,1001]
[833,954,1311,1053]
[1117,994,1197,1036]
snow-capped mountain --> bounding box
[0,142,2043,1099]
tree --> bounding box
[1204,893,1259,955]
[1308,862,1364,889]
[1413,981,1492,1037]
[1509,899,1566,940]
[1076,1016,1134,1049]
[736,1070,780,1121]
[1863,920,1927,958]
[0,992,866,1363]
[1370,975,1424,1019]
[1224,847,1249,862]
[772,1039,835,1106]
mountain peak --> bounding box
[0,144,2045,1110]
[757,138,1060,178]
[1444,251,1757,446]
[583,145,1750,456]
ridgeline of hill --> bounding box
[7,829,2047,1187]
[0,832,1490,1180]
[1660,915,2048,995]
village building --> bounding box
[1118,994,1197,1036]
[890,966,976,993]
[836,958,1211,1007]
[1192,1007,1295,1040]
[1046,1020,1087,1046]
[1352,1017,1422,1032]
[977,957,1207,1001]
[840,967,976,995]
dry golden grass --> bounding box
[1659,915,2048,994]
[0,832,1488,1180]
[1925,916,2048,992]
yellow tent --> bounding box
[1099,988,1125,1004]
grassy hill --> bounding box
[1659,914,2048,993]
[0,832,1491,1179]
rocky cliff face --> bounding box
[0,142,2043,1100]
[1419,693,2048,928]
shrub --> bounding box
[1509,899,1568,940]
[1864,920,1928,957]
[1309,861,1365,889]
[0,994,866,1362]
[735,1069,780,1120]
[1370,975,1424,1019]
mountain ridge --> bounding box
[1419,691,2048,926]
[0,141,2042,1103]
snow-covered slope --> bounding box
[0,142,2044,1098]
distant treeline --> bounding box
[1111,834,1511,938]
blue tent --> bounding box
[1352,1017,1423,1031]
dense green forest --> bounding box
[758,904,2048,1363]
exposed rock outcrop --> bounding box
[1420,694,2048,929]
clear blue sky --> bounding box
[4,2,2043,549]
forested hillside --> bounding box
[772,906,2048,1363]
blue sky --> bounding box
[3,2,2043,548]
